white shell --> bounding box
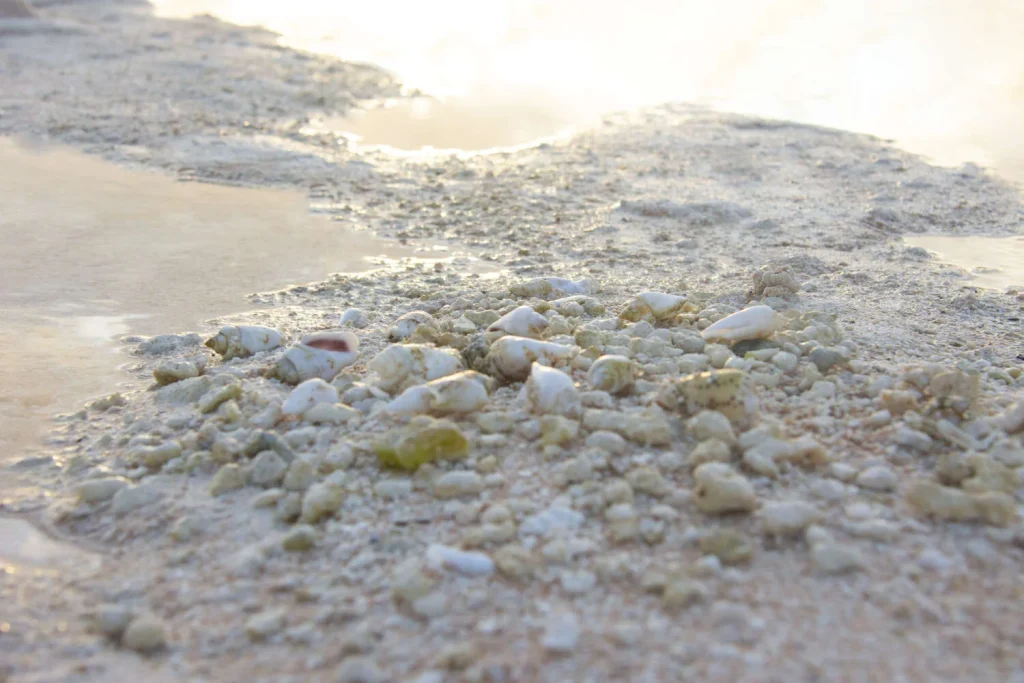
[205,325,282,360]
[487,305,549,339]
[389,311,436,341]
[701,305,782,343]
[282,378,338,416]
[273,331,359,385]
[426,543,494,576]
[487,336,575,381]
[369,344,465,393]
[524,363,581,417]
[339,308,368,328]
[586,354,636,394]
[387,371,493,416]
[619,292,687,323]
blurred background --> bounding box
[154,0,1024,180]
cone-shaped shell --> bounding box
[369,344,464,393]
[586,354,636,394]
[387,370,493,416]
[272,331,359,385]
[486,305,549,339]
[486,336,575,382]
[619,292,688,323]
[701,305,781,343]
[205,325,282,360]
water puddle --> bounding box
[153,0,1024,182]
[0,518,97,571]
[0,137,424,465]
[905,235,1024,292]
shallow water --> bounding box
[153,0,1024,180]
[904,235,1024,292]
[0,138,427,464]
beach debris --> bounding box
[273,331,359,384]
[486,305,549,339]
[586,355,636,395]
[281,378,338,417]
[510,277,598,298]
[658,369,750,422]
[205,324,282,360]
[619,292,688,323]
[389,311,437,341]
[486,336,575,381]
[369,344,465,393]
[701,305,781,344]
[524,363,582,417]
[387,371,493,416]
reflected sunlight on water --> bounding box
[153,0,1024,178]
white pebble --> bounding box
[856,465,898,492]
[541,612,580,654]
[425,544,494,577]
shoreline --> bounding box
[2,1,1024,681]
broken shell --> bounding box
[486,305,549,340]
[339,308,368,328]
[205,325,282,360]
[281,378,338,417]
[509,277,598,298]
[701,305,781,344]
[524,363,581,417]
[389,311,437,341]
[752,264,800,299]
[619,292,688,323]
[369,344,465,393]
[272,331,359,385]
[388,371,494,416]
[586,355,636,395]
[486,336,576,382]
[658,369,751,422]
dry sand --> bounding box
[1,2,1024,682]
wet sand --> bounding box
[0,139,422,463]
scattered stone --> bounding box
[74,477,129,504]
[759,501,821,536]
[281,525,318,551]
[336,656,386,683]
[249,450,288,487]
[153,359,200,386]
[905,479,1017,526]
[121,614,167,653]
[110,483,162,515]
[246,609,287,641]
[541,612,580,655]
[856,465,898,492]
[209,464,247,497]
[663,579,709,611]
[374,417,469,471]
[94,605,134,639]
[434,471,483,499]
[699,529,754,565]
[299,481,345,523]
[811,543,864,575]
[693,463,756,514]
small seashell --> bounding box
[339,308,368,328]
[272,331,359,385]
[281,378,339,417]
[524,363,581,417]
[389,311,437,341]
[486,305,549,340]
[387,371,494,416]
[701,305,781,344]
[509,277,598,298]
[486,336,576,382]
[619,292,688,323]
[205,325,282,360]
[369,344,465,393]
[586,355,636,395]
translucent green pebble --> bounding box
[375,420,469,471]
